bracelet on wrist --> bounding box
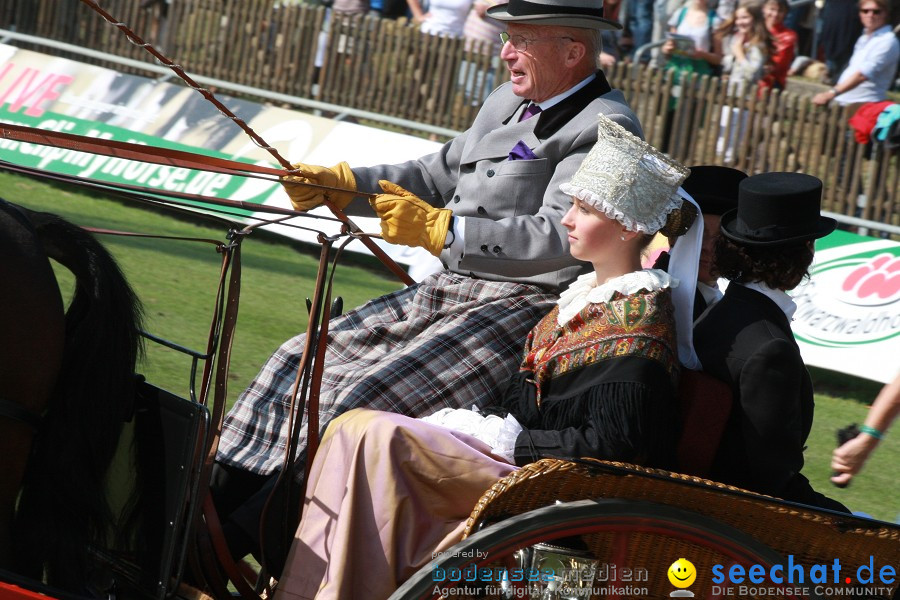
[859,424,884,440]
[829,88,839,97]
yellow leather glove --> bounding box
[369,181,452,257]
[281,161,357,211]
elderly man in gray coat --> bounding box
[212,0,643,572]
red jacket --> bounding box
[760,23,797,91]
[849,101,895,144]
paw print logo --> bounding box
[841,254,900,304]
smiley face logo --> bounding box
[668,558,697,588]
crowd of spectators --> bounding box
[625,0,897,97]
[319,0,898,102]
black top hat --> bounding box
[720,172,837,246]
[683,166,747,216]
[487,0,622,30]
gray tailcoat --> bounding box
[347,71,642,290]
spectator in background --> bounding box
[719,1,772,97]
[625,0,655,60]
[658,0,722,153]
[376,0,411,19]
[660,0,724,79]
[653,0,690,64]
[716,2,772,161]
[820,0,863,83]
[599,0,624,68]
[600,29,621,69]
[333,0,369,16]
[463,0,504,50]
[831,371,900,486]
[813,0,899,106]
[760,0,797,91]
[312,0,370,91]
[715,0,737,22]
[460,0,504,102]
[784,2,815,57]
[408,0,474,37]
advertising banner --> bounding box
[0,43,443,277]
[794,231,900,384]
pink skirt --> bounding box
[274,408,517,600]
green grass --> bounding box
[3,171,898,523]
[803,369,899,523]
[0,171,403,409]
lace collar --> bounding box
[556,269,678,326]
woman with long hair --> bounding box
[715,1,774,161]
[717,1,774,96]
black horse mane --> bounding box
[8,205,146,592]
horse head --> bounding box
[0,198,144,592]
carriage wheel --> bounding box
[391,499,821,600]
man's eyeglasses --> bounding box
[859,8,883,14]
[499,31,574,52]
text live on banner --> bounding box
[0,42,443,278]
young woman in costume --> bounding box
[274,114,703,600]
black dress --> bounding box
[493,272,681,469]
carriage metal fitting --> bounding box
[504,541,599,600]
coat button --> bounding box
[453,195,460,203]
[480,244,489,252]
[486,169,495,177]
[493,245,502,254]
[477,206,486,214]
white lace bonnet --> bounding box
[560,114,690,234]
[560,114,704,370]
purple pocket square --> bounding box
[508,140,537,161]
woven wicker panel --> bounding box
[463,459,900,598]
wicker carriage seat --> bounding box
[464,458,900,599]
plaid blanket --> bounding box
[216,271,556,475]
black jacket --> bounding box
[694,283,847,512]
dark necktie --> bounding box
[518,103,542,122]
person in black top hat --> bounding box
[655,165,747,320]
[693,172,847,512]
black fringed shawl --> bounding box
[497,286,680,468]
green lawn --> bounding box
[0,171,403,409]
[2,170,897,523]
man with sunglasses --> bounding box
[813,0,898,106]
[211,0,642,575]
